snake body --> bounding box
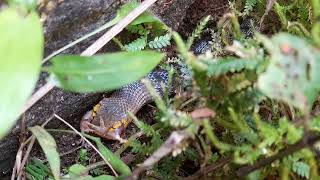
[80,69,169,141]
[101,69,169,117]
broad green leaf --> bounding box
[30,126,60,180]
[258,33,320,112]
[0,8,43,139]
[48,51,164,93]
[85,135,132,176]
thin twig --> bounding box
[53,114,118,176]
[19,0,158,118]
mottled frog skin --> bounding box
[80,70,168,142]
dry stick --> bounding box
[53,114,118,176]
[19,0,158,118]
[17,138,36,180]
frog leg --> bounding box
[83,117,128,143]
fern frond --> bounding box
[274,2,289,28]
[228,73,253,93]
[186,15,211,49]
[210,30,223,56]
[124,36,147,52]
[130,140,150,155]
[206,58,259,76]
[161,109,193,128]
[148,33,171,49]
[131,114,158,137]
[292,161,310,179]
[126,24,149,35]
[243,0,259,15]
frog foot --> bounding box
[81,115,128,143]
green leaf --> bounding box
[243,0,258,15]
[26,158,53,179]
[48,51,164,93]
[148,33,171,49]
[292,161,310,179]
[85,135,132,176]
[30,126,60,180]
[0,8,43,139]
[258,33,320,112]
[124,36,147,51]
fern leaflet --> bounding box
[124,36,147,52]
[243,0,259,15]
[186,15,211,49]
[148,33,171,49]
[292,161,310,179]
[132,116,158,137]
